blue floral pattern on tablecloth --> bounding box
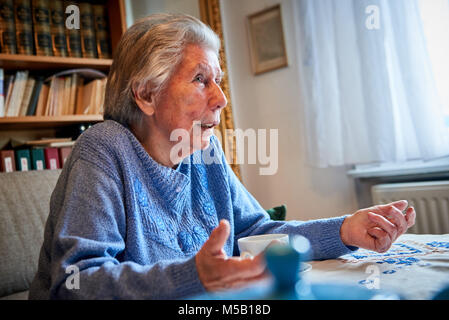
[341,239,449,284]
[308,235,449,299]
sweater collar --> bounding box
[108,120,192,214]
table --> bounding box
[306,234,449,299]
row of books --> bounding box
[0,137,75,172]
[0,0,111,59]
[0,68,107,117]
[0,146,72,172]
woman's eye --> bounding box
[194,74,206,83]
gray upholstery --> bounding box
[0,170,61,299]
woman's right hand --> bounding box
[195,219,268,292]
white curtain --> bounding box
[294,0,449,168]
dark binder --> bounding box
[30,147,45,170]
[15,148,31,171]
[0,0,17,54]
[14,0,34,55]
[0,149,16,172]
[58,146,72,167]
[44,147,60,169]
[31,0,53,56]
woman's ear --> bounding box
[133,84,155,116]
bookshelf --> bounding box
[0,115,103,130]
[0,0,126,138]
[0,53,112,72]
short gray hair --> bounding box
[103,13,221,126]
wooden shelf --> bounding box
[0,115,104,130]
[0,0,124,140]
[0,54,113,72]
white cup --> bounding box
[238,234,289,259]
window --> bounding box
[418,0,449,132]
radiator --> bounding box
[371,181,449,234]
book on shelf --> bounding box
[65,23,82,57]
[1,68,106,117]
[5,70,29,117]
[11,137,73,148]
[46,141,74,148]
[3,73,15,114]
[60,75,70,115]
[44,75,59,116]
[2,0,113,58]
[30,147,45,170]
[0,141,73,171]
[58,146,72,166]
[29,137,72,145]
[15,148,31,171]
[76,77,106,115]
[31,0,53,56]
[79,2,97,58]
[18,76,35,116]
[43,147,60,169]
[34,81,48,116]
[64,0,82,57]
[68,73,81,115]
[25,76,44,115]
[49,0,67,57]
[14,0,34,55]
[0,149,16,172]
[0,0,17,54]
[0,68,4,117]
[92,4,110,59]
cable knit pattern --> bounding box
[29,120,355,300]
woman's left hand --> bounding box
[340,200,416,253]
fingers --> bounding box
[204,219,230,255]
[207,254,266,291]
[197,221,268,292]
[367,211,397,241]
[377,200,408,212]
[222,271,270,290]
[372,201,413,236]
[224,253,266,280]
[404,206,416,228]
[383,206,408,235]
[367,227,392,253]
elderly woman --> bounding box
[29,14,415,299]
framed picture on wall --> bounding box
[247,4,288,75]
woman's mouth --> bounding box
[201,124,214,129]
[200,121,219,129]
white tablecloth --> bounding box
[306,234,449,299]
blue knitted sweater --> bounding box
[29,120,354,299]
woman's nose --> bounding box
[210,82,228,111]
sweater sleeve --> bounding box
[213,137,357,261]
[42,158,205,299]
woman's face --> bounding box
[151,44,227,158]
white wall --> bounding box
[220,0,359,220]
[125,0,201,27]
